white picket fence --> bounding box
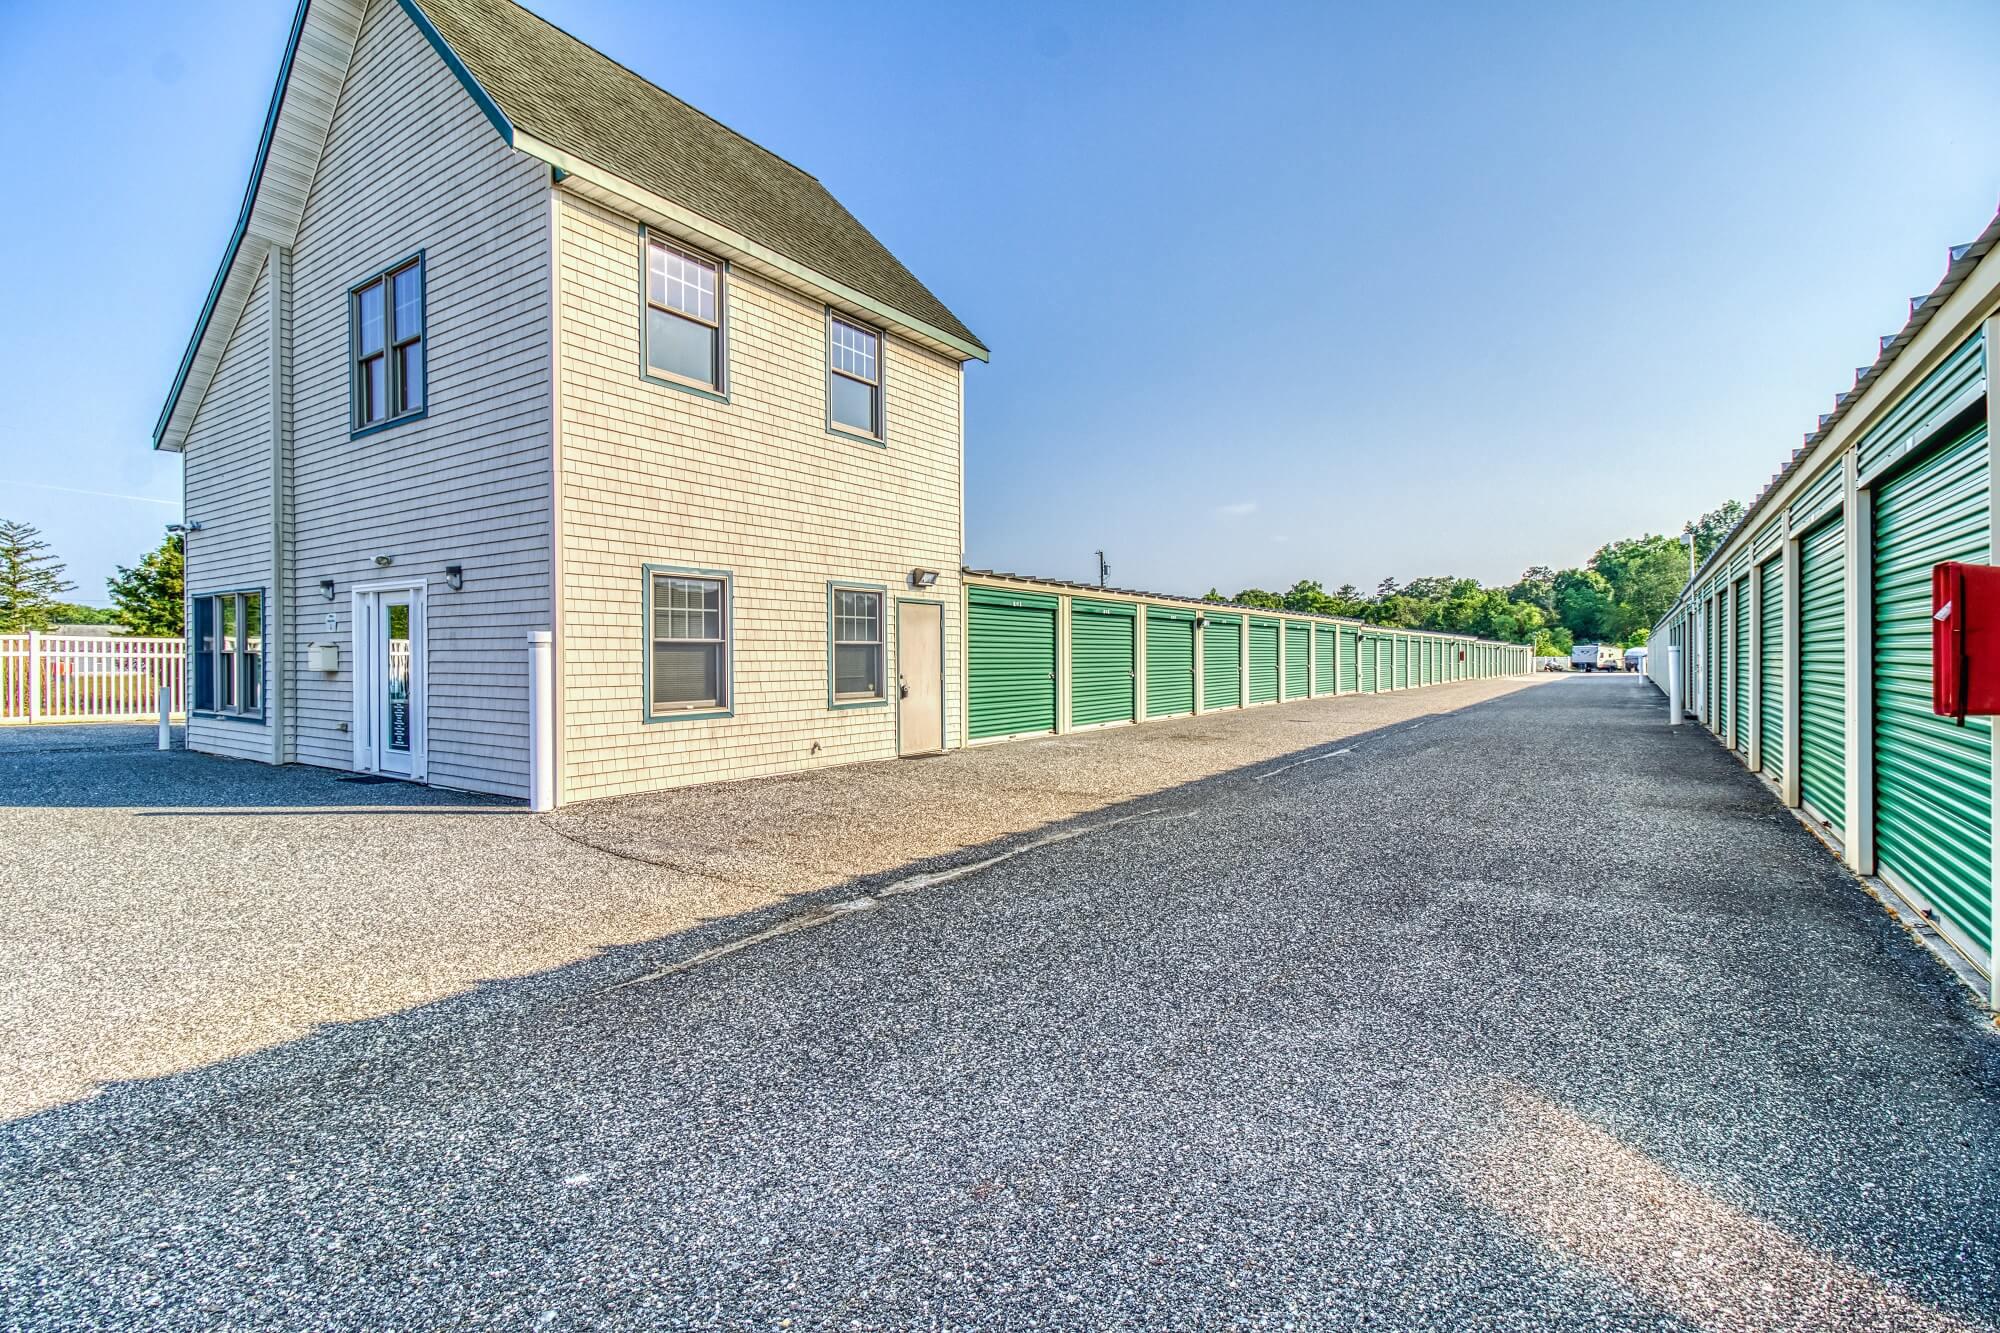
[0,632,185,725]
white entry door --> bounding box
[353,584,427,781]
[897,600,944,756]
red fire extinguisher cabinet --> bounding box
[1931,561,2000,720]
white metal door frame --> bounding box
[351,579,429,783]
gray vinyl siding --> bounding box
[286,0,552,797]
[183,255,277,764]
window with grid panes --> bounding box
[827,315,881,437]
[645,239,723,391]
[649,574,728,711]
[831,588,883,701]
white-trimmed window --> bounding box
[649,572,728,713]
[351,257,425,432]
[193,590,264,719]
[827,315,882,438]
[830,587,884,702]
[645,237,724,392]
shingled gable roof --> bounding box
[155,0,982,452]
[407,0,984,356]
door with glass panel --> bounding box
[354,586,425,780]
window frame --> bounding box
[639,229,730,402]
[825,310,886,445]
[642,563,734,723]
[826,581,889,709]
[190,588,267,723]
[347,251,428,438]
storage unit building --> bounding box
[963,573,1528,749]
[1645,209,2000,1004]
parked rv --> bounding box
[1571,644,1621,672]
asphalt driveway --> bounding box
[3,676,1997,1329]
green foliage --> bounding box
[107,533,185,636]
[0,519,75,632]
[1534,627,1575,657]
[1230,587,1286,610]
[1588,534,1687,642]
[48,602,118,625]
[1552,568,1617,642]
[1684,500,1746,563]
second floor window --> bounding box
[828,315,882,439]
[351,257,425,433]
[646,238,723,392]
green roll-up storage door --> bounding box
[1358,635,1377,692]
[1733,576,1751,753]
[1249,619,1280,703]
[1313,625,1336,694]
[1797,516,1845,832]
[1393,639,1408,689]
[1425,640,1436,685]
[1070,599,1136,729]
[1341,629,1359,693]
[1145,607,1196,718]
[968,587,1057,741]
[1872,422,1991,947]
[1705,598,1719,728]
[1719,586,1735,740]
[1203,615,1242,711]
[1758,557,1784,783]
[1284,622,1309,699]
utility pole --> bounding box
[1094,550,1109,589]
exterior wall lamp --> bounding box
[445,565,464,592]
[909,568,939,589]
[320,579,336,601]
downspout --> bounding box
[964,358,972,748]
[268,244,290,762]
[545,180,565,804]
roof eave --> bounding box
[152,0,315,452]
[523,132,988,364]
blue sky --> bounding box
[3,0,1998,604]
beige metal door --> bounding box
[897,600,944,756]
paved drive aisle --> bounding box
[4,677,1998,1329]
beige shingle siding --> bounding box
[184,255,277,765]
[284,0,552,797]
[556,194,964,800]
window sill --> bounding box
[641,370,730,405]
[644,705,733,725]
[191,710,268,725]
[829,696,889,711]
[350,407,429,441]
[825,423,887,449]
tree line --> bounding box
[1202,500,1745,658]
[0,519,184,635]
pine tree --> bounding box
[107,533,186,637]
[0,520,75,632]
